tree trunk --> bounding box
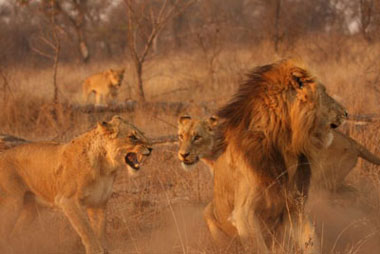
[136,62,145,102]
[273,0,282,53]
[53,41,60,104]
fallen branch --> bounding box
[151,135,177,145]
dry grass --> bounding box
[1,38,380,253]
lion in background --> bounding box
[202,60,347,253]
[311,130,380,191]
[177,117,380,193]
[83,68,125,106]
[0,115,152,254]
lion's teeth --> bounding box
[134,163,139,168]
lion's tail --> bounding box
[350,136,380,165]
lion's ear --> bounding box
[98,120,118,137]
[178,115,191,126]
[291,70,307,89]
[111,115,123,123]
[207,116,219,130]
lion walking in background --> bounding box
[0,116,152,254]
[82,68,125,106]
[200,60,347,253]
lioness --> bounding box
[83,68,125,106]
[177,117,380,192]
[202,60,346,253]
[177,115,222,173]
[312,130,380,191]
[0,115,152,254]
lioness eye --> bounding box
[193,135,202,142]
[178,134,183,140]
[129,135,137,142]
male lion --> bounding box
[177,117,380,193]
[83,68,125,106]
[0,115,152,254]
[202,60,347,253]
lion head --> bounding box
[217,59,347,164]
[97,115,152,176]
[177,115,219,171]
[107,68,125,87]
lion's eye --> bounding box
[129,135,138,142]
[178,134,183,140]
[193,135,202,142]
[295,77,304,89]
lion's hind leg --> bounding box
[10,192,38,238]
[0,184,26,251]
[231,189,270,254]
[204,202,231,245]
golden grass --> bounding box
[2,39,380,253]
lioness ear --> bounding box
[98,120,118,137]
[120,68,125,74]
[207,116,218,130]
[105,69,113,77]
[178,115,191,126]
[111,115,123,123]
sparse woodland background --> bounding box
[2,0,380,253]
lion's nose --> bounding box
[180,152,190,159]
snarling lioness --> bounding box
[177,117,380,193]
[83,68,125,106]
[0,115,152,254]
[197,60,347,253]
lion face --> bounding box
[98,115,152,176]
[177,115,218,171]
[287,67,347,151]
[107,68,125,87]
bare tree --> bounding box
[124,0,194,102]
[29,1,62,104]
[359,0,374,42]
[54,0,89,62]
[0,70,12,104]
[17,0,90,62]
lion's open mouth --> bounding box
[330,123,339,129]
[125,152,140,170]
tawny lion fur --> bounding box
[311,130,380,191]
[200,60,347,253]
[0,115,152,254]
[177,118,380,193]
[177,115,223,173]
[83,68,125,106]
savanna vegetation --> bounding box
[1,0,380,253]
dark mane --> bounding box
[217,63,275,130]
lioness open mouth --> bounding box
[330,123,338,129]
[125,152,140,170]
